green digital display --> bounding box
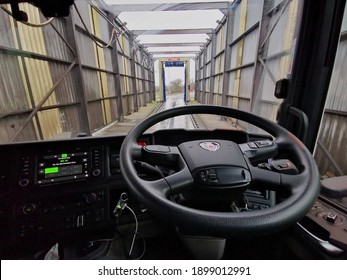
[37,151,89,184]
[44,167,59,174]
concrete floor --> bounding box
[93,93,240,137]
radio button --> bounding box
[22,203,37,215]
[92,169,101,177]
[85,193,97,204]
[18,178,30,187]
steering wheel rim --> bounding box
[120,105,320,237]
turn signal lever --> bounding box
[258,159,299,175]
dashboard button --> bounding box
[247,142,257,149]
[18,178,30,187]
[255,140,273,148]
[85,193,97,204]
[22,203,37,215]
[92,169,101,177]
[326,213,338,224]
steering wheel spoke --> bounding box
[249,165,293,194]
[141,145,181,168]
[165,165,195,194]
[142,177,172,198]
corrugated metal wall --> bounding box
[196,0,299,129]
[196,0,346,177]
[314,10,347,176]
[0,1,155,143]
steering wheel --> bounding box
[120,105,320,237]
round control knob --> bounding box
[85,193,97,204]
[22,203,37,215]
[18,178,30,187]
[92,169,101,177]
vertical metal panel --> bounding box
[22,57,64,136]
[314,21,347,176]
[49,63,79,104]
[109,98,119,120]
[103,48,113,71]
[260,59,278,101]
[0,54,31,113]
[59,106,81,138]
[206,63,211,77]
[342,4,347,32]
[238,99,251,112]
[118,53,124,74]
[325,40,347,111]
[121,96,129,115]
[106,74,117,97]
[259,102,277,122]
[232,3,241,40]
[239,67,254,98]
[215,25,226,54]
[83,69,101,100]
[15,4,49,55]
[315,114,347,176]
[88,101,105,131]
[214,53,224,74]
[242,30,258,65]
[206,42,212,62]
[41,18,73,61]
[214,74,223,94]
[230,45,238,69]
[37,109,63,139]
[73,1,92,31]
[205,78,210,91]
[267,7,289,56]
[0,6,17,48]
[246,0,262,29]
[76,31,97,67]
[228,72,235,94]
[120,76,125,94]
[0,114,38,143]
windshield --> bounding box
[0,0,301,143]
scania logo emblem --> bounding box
[199,141,220,152]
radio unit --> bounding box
[32,146,103,186]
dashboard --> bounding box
[0,129,346,259]
[0,129,257,257]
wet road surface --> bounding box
[150,93,196,130]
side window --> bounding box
[314,4,347,209]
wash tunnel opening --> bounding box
[159,59,191,103]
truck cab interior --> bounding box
[0,0,346,260]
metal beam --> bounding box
[130,35,139,112]
[152,54,196,58]
[209,32,217,104]
[221,7,235,107]
[142,42,206,48]
[109,2,229,14]
[107,12,124,122]
[132,28,214,36]
[66,13,92,136]
[149,50,199,55]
